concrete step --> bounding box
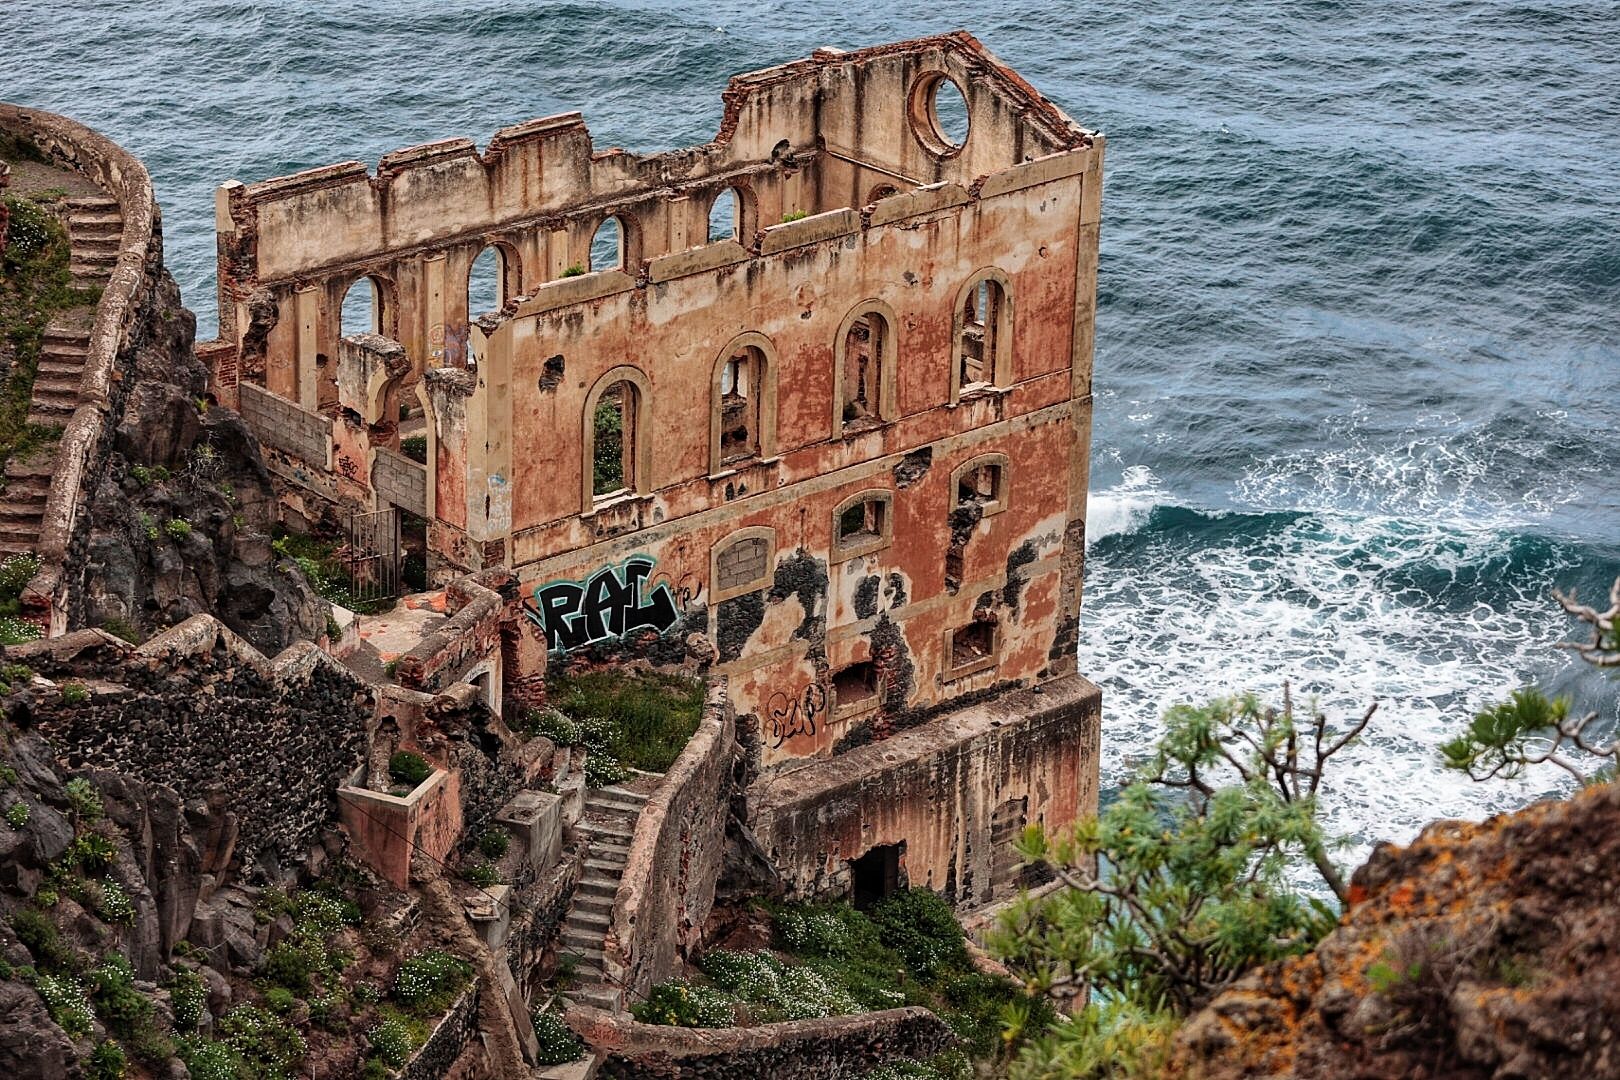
[71,248,117,267]
[561,931,605,957]
[571,984,621,1012]
[41,327,90,346]
[0,522,42,551]
[576,877,617,900]
[566,908,611,931]
[583,857,627,877]
[40,341,88,360]
[0,503,44,525]
[588,785,649,808]
[559,942,605,965]
[68,212,122,235]
[65,195,117,211]
[38,360,84,380]
[71,232,121,251]
[571,894,613,919]
[70,273,108,291]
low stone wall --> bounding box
[399,983,482,1080]
[606,680,737,1000]
[752,675,1102,908]
[0,103,161,635]
[570,1005,956,1079]
[8,614,373,873]
[396,577,503,699]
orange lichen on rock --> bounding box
[1166,781,1620,1079]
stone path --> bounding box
[557,784,647,1012]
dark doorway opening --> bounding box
[850,842,903,910]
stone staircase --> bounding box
[65,194,122,291]
[0,193,122,559]
[557,784,647,1012]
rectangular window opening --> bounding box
[833,660,879,712]
[950,621,996,669]
[838,498,886,545]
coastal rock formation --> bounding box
[78,266,325,654]
[1170,780,1620,1079]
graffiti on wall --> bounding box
[524,555,680,652]
[765,683,827,748]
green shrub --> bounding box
[5,799,28,828]
[87,1039,127,1080]
[477,829,510,860]
[531,1009,585,1065]
[11,907,69,970]
[169,970,208,1031]
[351,981,381,1005]
[87,955,160,1049]
[392,950,472,1013]
[262,936,324,996]
[100,618,142,644]
[65,778,104,822]
[0,552,39,597]
[36,972,93,1037]
[870,889,970,978]
[263,987,296,1015]
[69,832,117,875]
[388,751,432,788]
[165,519,192,540]
[60,682,89,705]
[583,752,629,789]
[400,435,427,464]
[561,264,586,277]
[215,1003,306,1077]
[367,1015,420,1067]
[461,859,500,888]
[631,979,735,1027]
[175,1039,241,1080]
[781,210,809,222]
[93,880,135,925]
[524,707,579,746]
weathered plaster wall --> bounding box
[751,675,1101,907]
[7,616,373,874]
[607,681,738,1000]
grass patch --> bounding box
[633,889,1053,1069]
[1,195,95,474]
[542,669,705,773]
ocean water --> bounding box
[7,1,1619,858]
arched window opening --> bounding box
[959,278,1005,389]
[467,245,505,319]
[868,183,900,204]
[592,380,637,498]
[590,216,623,272]
[341,276,382,338]
[842,314,885,427]
[719,346,764,463]
[708,188,739,242]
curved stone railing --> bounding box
[602,678,736,1001]
[0,103,159,636]
[567,1004,957,1079]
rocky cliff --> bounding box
[77,265,323,655]
[1170,780,1620,1079]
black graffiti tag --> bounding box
[766,683,827,749]
[527,556,680,653]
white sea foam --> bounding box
[1078,477,1582,871]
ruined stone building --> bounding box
[203,32,1103,908]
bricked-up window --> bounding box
[834,303,898,437]
[711,528,775,603]
[947,620,998,678]
[833,660,880,717]
[719,347,762,463]
[831,490,893,563]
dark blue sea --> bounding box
[7,1,1619,854]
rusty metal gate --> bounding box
[344,506,400,605]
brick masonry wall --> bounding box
[374,445,428,517]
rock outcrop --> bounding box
[1170,781,1620,1079]
[77,266,324,655]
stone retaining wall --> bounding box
[570,1005,956,1080]
[606,680,737,1000]
[399,983,482,1080]
[8,614,373,873]
[0,103,161,635]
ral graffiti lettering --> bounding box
[765,683,827,748]
[525,556,680,652]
